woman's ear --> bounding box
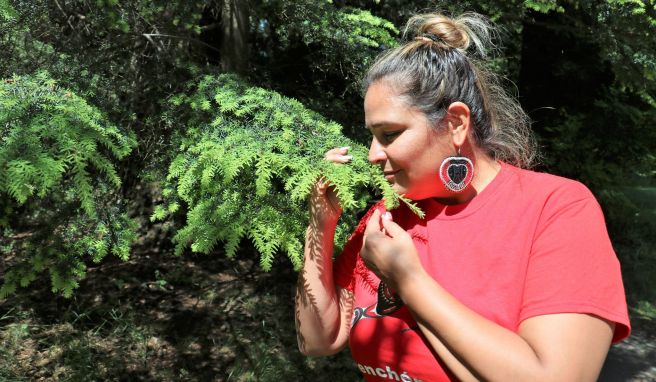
[445,102,471,147]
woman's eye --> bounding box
[383,131,400,142]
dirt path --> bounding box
[599,318,656,381]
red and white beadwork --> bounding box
[439,155,474,192]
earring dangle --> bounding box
[439,149,474,193]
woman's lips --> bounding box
[383,170,400,179]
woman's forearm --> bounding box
[413,326,482,382]
[398,270,611,382]
[295,220,351,356]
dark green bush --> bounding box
[0,72,137,297]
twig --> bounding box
[53,0,76,30]
[141,33,222,53]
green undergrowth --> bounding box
[0,246,360,381]
[632,301,656,321]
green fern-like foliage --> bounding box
[0,0,16,20]
[0,72,138,297]
[156,74,421,271]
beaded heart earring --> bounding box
[439,148,474,193]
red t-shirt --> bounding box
[333,162,631,382]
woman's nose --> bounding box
[368,139,386,164]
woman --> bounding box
[295,12,630,382]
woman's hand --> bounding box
[361,209,424,291]
[309,147,352,227]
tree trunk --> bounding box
[220,0,249,74]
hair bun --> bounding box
[404,13,493,56]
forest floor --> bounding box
[601,318,656,382]
[0,215,655,381]
[0,234,361,382]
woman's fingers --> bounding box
[324,146,353,163]
[380,214,405,238]
[364,209,383,237]
[309,146,352,220]
[363,209,392,255]
[315,146,352,194]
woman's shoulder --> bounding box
[505,164,596,204]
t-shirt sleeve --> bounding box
[333,201,385,291]
[520,184,631,343]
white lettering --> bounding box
[356,363,422,381]
[386,366,400,381]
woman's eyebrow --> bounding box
[366,122,404,130]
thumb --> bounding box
[380,214,406,237]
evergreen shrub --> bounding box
[0,72,138,297]
[154,74,421,270]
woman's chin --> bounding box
[395,186,439,201]
[389,182,430,201]
[391,185,419,201]
[390,183,406,195]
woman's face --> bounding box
[365,81,454,200]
